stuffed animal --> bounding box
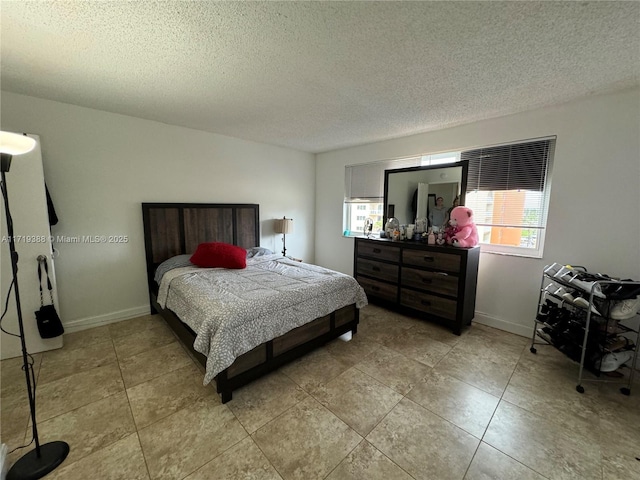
[447,206,479,247]
[444,224,460,244]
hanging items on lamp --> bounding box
[1,131,70,480]
[274,216,293,257]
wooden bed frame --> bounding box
[142,203,359,403]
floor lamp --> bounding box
[274,216,293,257]
[0,131,69,480]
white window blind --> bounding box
[345,157,420,202]
[463,137,555,255]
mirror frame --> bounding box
[383,160,468,228]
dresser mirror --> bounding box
[383,161,468,228]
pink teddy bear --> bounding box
[447,206,479,248]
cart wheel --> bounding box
[620,387,631,396]
[529,347,537,354]
[576,385,584,394]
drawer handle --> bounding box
[421,300,432,306]
[372,266,381,272]
[422,278,433,284]
[423,256,435,262]
[371,286,380,291]
[373,248,381,253]
[436,272,449,276]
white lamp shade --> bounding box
[0,131,36,155]
[274,218,293,234]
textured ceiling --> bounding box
[1,1,639,153]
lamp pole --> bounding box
[1,133,69,480]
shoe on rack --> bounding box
[553,266,575,281]
[566,275,606,299]
[595,350,635,372]
[553,286,575,303]
[543,263,563,276]
[608,283,640,301]
[605,336,635,352]
[572,296,602,316]
[610,296,640,320]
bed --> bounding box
[142,203,366,403]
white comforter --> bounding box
[157,254,367,385]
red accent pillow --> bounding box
[190,242,247,269]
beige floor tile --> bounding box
[601,450,640,480]
[326,440,413,480]
[409,320,465,347]
[35,363,124,422]
[356,314,415,345]
[38,341,118,385]
[3,430,28,470]
[454,330,526,363]
[354,344,432,395]
[312,367,402,436]
[227,371,308,434]
[468,323,529,349]
[46,433,149,480]
[407,371,500,438]
[502,360,602,439]
[381,329,452,367]
[138,399,247,480]
[119,341,193,389]
[324,334,381,366]
[252,396,362,480]
[184,436,283,480]
[37,391,136,465]
[279,348,353,393]
[483,401,602,480]
[434,347,517,397]
[367,398,479,480]
[1,391,30,439]
[62,325,112,351]
[464,442,547,480]
[108,314,165,340]
[127,363,220,429]
[113,322,176,360]
[1,353,42,398]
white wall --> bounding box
[316,88,640,336]
[1,92,315,331]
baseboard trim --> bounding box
[63,305,150,333]
[473,311,532,339]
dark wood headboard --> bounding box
[142,203,260,292]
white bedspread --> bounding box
[156,254,367,385]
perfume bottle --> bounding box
[385,217,400,239]
[427,228,436,245]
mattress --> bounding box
[156,254,367,384]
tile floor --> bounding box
[2,304,639,479]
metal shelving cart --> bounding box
[530,264,640,395]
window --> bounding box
[463,138,555,257]
[344,156,421,236]
[344,153,463,236]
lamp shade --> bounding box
[0,131,36,155]
[274,217,293,234]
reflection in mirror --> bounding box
[383,161,468,228]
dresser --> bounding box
[354,237,480,334]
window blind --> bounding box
[463,137,555,232]
[345,157,420,202]
[463,139,553,193]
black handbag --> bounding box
[35,257,64,338]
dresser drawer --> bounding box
[400,289,457,321]
[357,242,401,262]
[356,258,399,282]
[401,268,458,297]
[358,277,398,302]
[402,249,461,273]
